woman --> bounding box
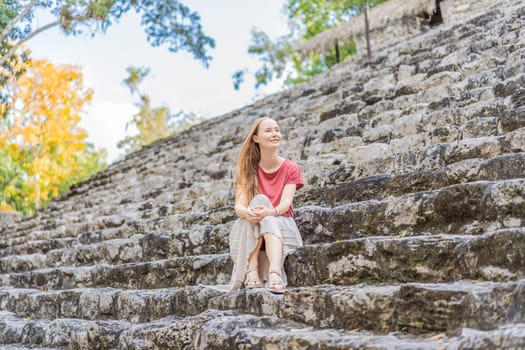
[229,117,304,293]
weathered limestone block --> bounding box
[307,136,363,156]
[346,143,392,164]
[454,228,525,280]
[501,107,525,132]
[477,153,525,181]
[320,127,347,143]
[462,117,499,138]
[390,133,429,154]
[1,254,232,291]
[444,158,483,183]
[444,137,503,164]
[394,281,525,334]
[392,114,423,138]
[363,125,393,143]
[0,254,47,274]
[296,174,392,207]
[504,126,525,152]
[0,213,22,230]
[286,228,525,287]
[397,64,416,81]
[358,100,394,121]
[480,179,525,227]
[282,285,397,332]
[286,235,460,286]
[143,311,220,350]
[208,288,281,317]
[428,125,462,144]
[146,309,443,350]
[0,311,88,348]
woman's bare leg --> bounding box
[245,236,264,286]
[263,233,283,270]
[264,233,285,292]
[248,236,264,267]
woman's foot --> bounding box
[244,267,263,289]
[267,270,286,294]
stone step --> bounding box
[297,152,525,207]
[0,310,170,349]
[3,279,524,336]
[0,309,451,350]
[448,323,525,350]
[2,227,524,291]
[302,119,499,165]
[3,179,525,274]
[285,228,525,287]
[0,285,223,323]
[0,345,65,350]
[207,279,525,336]
[140,311,525,350]
[0,205,235,251]
[279,280,525,335]
[305,127,525,186]
[296,178,525,242]
[0,213,229,256]
[4,347,66,350]
[0,224,231,273]
[150,310,446,350]
[11,279,516,340]
[0,253,232,290]
[0,238,77,259]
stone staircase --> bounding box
[1,0,525,348]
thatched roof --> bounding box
[299,0,437,56]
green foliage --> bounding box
[0,59,107,216]
[234,0,387,90]
[1,0,214,122]
[118,66,200,154]
[0,146,22,208]
[57,143,108,197]
[0,0,215,88]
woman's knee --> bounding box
[250,194,272,207]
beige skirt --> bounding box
[229,194,303,290]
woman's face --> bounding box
[253,118,281,149]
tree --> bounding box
[117,66,199,154]
[233,0,387,90]
[0,0,215,99]
[0,58,106,215]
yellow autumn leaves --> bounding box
[0,58,106,215]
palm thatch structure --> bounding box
[299,0,438,57]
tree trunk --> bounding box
[364,1,372,60]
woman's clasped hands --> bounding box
[246,205,271,224]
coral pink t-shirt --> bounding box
[257,159,304,217]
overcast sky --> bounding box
[27,1,288,163]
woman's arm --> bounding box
[234,185,249,218]
[256,184,296,217]
[274,183,296,215]
[234,186,261,224]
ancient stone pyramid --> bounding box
[1,0,525,348]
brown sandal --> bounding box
[244,267,263,289]
[267,270,286,294]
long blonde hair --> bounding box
[236,117,273,204]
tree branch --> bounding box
[0,0,38,42]
[0,20,61,67]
